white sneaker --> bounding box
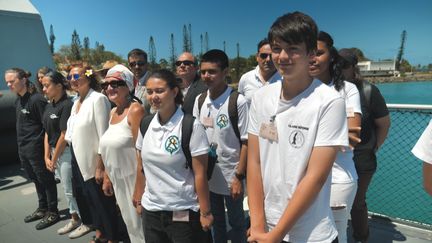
[68,223,92,239]
[57,219,81,235]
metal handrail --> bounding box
[387,104,432,110]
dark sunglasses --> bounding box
[129,61,146,67]
[175,60,195,67]
[101,80,127,90]
[67,74,80,81]
[259,53,271,59]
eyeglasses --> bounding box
[259,53,271,59]
[67,74,80,81]
[175,60,195,67]
[129,61,146,67]
[101,80,127,90]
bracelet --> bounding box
[200,211,212,217]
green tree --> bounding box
[169,33,177,71]
[396,30,407,71]
[188,24,193,54]
[82,37,90,61]
[204,32,209,51]
[70,29,82,61]
[182,25,190,52]
[159,58,169,69]
[49,25,55,54]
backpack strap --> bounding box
[197,91,207,116]
[181,114,195,169]
[139,114,155,137]
[228,90,242,145]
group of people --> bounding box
[5,10,406,243]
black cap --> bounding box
[338,48,358,66]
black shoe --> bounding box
[35,212,60,230]
[24,208,47,223]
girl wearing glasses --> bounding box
[66,65,119,243]
[134,69,213,242]
[98,64,145,243]
[310,31,362,243]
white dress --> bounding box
[99,109,145,243]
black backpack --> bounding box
[139,113,214,180]
[197,89,241,145]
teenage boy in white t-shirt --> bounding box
[193,49,248,243]
[412,119,432,196]
[247,12,348,243]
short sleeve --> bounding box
[192,94,201,119]
[344,82,362,115]
[236,94,249,141]
[370,85,389,119]
[189,120,209,157]
[315,97,348,147]
[135,129,144,151]
[60,101,73,132]
[248,93,260,136]
[412,119,432,164]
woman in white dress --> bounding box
[99,65,145,243]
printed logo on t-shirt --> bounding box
[216,114,229,128]
[289,130,305,148]
[165,135,180,155]
[20,109,30,114]
[49,113,59,119]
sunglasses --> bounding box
[175,60,195,67]
[259,53,271,59]
[101,80,127,90]
[129,61,146,67]
[67,74,80,81]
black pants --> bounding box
[142,209,212,243]
[70,145,119,241]
[20,154,58,212]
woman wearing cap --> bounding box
[41,71,82,235]
[310,31,362,243]
[66,64,120,242]
[99,64,145,243]
[134,69,213,242]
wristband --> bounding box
[200,211,212,217]
[235,172,246,181]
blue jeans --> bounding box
[210,191,246,243]
[52,146,79,215]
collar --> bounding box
[52,94,68,106]
[138,71,150,86]
[254,65,280,84]
[152,106,183,132]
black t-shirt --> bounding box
[356,81,389,151]
[43,94,73,148]
[15,92,47,158]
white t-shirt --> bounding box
[329,81,361,184]
[248,79,347,243]
[136,107,209,212]
[412,119,432,164]
[238,65,281,105]
[192,87,249,195]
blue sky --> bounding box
[31,0,432,65]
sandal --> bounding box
[90,236,108,243]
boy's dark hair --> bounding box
[257,38,270,52]
[127,48,148,62]
[268,11,318,53]
[200,49,229,70]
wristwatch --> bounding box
[235,172,246,181]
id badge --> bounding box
[259,122,278,142]
[173,210,189,222]
[346,107,355,118]
[202,117,214,128]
